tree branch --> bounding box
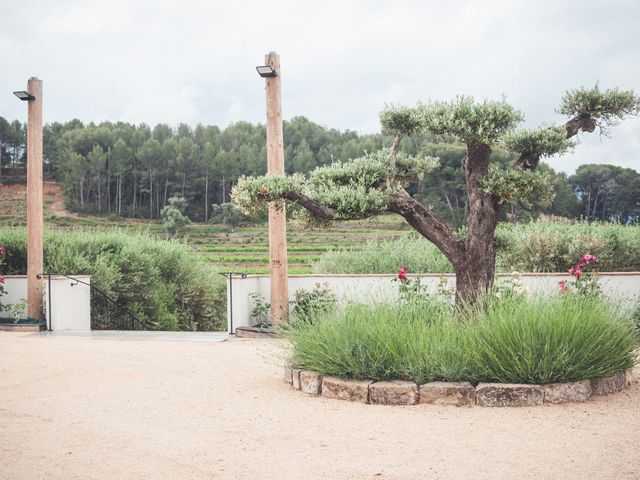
[282,191,337,220]
[512,151,540,171]
[512,115,596,171]
[388,188,464,264]
[565,113,596,138]
[388,134,402,183]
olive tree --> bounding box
[232,86,640,306]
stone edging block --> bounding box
[543,380,592,404]
[321,376,371,403]
[419,381,475,406]
[292,368,302,390]
[287,369,632,407]
[591,372,627,396]
[475,383,544,407]
[369,381,419,405]
[284,365,293,385]
[299,371,322,396]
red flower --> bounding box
[398,266,407,281]
[568,266,582,279]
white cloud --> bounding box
[0,0,638,174]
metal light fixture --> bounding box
[13,90,36,101]
[256,65,277,78]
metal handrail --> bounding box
[37,272,157,330]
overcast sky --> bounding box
[1,0,638,174]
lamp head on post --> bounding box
[13,91,36,101]
[256,65,277,78]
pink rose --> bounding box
[398,266,407,281]
[558,279,568,293]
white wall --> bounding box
[227,273,640,333]
[1,275,91,330]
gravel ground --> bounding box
[0,332,638,480]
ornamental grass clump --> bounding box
[286,296,637,385]
[287,302,469,383]
[468,296,636,384]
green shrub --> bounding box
[495,220,640,272]
[289,283,337,326]
[0,228,226,331]
[312,234,453,274]
[469,297,636,383]
[161,196,190,235]
[312,220,640,274]
[287,296,637,385]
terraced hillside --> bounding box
[187,217,412,273]
[0,182,412,273]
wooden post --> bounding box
[263,52,289,324]
[26,77,44,321]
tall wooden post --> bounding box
[26,77,44,321]
[263,52,289,324]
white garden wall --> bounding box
[226,273,640,333]
[1,275,91,330]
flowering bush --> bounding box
[559,254,601,298]
[393,267,453,307]
[494,271,528,300]
[250,283,338,328]
[290,283,337,325]
[393,266,429,304]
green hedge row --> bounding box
[312,220,640,274]
[0,228,226,331]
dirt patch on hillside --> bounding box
[0,182,75,218]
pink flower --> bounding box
[568,267,582,280]
[398,266,407,281]
[580,254,598,265]
[558,279,568,293]
[0,275,4,284]
[0,246,5,255]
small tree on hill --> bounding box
[232,86,640,306]
[161,196,190,235]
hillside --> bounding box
[0,182,71,220]
[0,181,409,273]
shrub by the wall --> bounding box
[0,228,226,331]
[312,220,640,274]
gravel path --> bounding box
[1,332,638,480]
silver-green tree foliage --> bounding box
[161,196,190,235]
[232,86,640,305]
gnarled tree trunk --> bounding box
[454,142,500,305]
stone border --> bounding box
[235,326,279,338]
[284,368,633,407]
[0,324,45,332]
